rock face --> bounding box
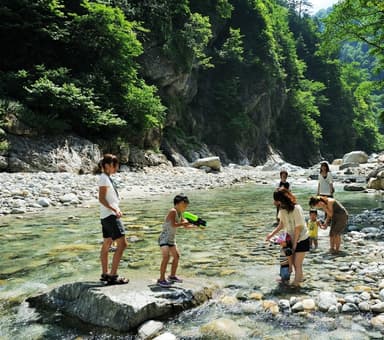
[27,279,216,332]
[2,134,172,172]
[5,134,101,173]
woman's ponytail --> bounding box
[93,154,119,175]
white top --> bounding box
[318,172,333,195]
[98,173,119,219]
[278,205,308,242]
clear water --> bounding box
[0,183,382,339]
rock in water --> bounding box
[27,279,216,332]
[200,318,246,339]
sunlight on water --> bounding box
[0,183,381,338]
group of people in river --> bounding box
[95,154,349,288]
[266,163,349,287]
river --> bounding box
[0,183,382,339]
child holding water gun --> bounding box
[157,194,196,288]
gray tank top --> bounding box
[158,210,182,246]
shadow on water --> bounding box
[0,183,382,338]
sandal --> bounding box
[106,274,129,285]
[100,273,109,282]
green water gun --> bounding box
[183,211,207,227]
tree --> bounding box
[279,0,313,17]
[321,0,384,76]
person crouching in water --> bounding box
[309,196,348,254]
[157,194,196,288]
[266,189,310,287]
[276,232,293,284]
[96,154,129,285]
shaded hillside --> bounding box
[0,0,382,168]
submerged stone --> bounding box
[200,318,246,339]
[27,279,216,332]
[371,313,384,329]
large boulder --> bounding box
[192,156,221,171]
[27,279,216,332]
[367,177,384,190]
[342,151,368,165]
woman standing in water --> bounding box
[317,162,334,197]
[309,196,348,254]
[266,188,309,287]
[96,154,129,285]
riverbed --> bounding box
[1,180,384,338]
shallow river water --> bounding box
[0,183,382,339]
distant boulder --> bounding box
[342,151,368,165]
[332,158,343,166]
[192,156,221,171]
[343,184,365,191]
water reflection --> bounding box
[0,183,381,338]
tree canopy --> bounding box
[0,0,382,165]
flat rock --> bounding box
[27,279,217,332]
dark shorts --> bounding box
[295,237,310,252]
[101,214,125,240]
[159,243,175,248]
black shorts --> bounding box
[101,214,125,240]
[159,243,175,248]
[295,237,310,252]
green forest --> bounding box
[0,0,383,166]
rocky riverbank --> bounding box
[2,154,384,338]
[0,162,299,215]
[1,149,382,216]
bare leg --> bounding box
[293,252,306,285]
[169,246,180,277]
[329,235,336,252]
[334,234,341,252]
[101,238,113,274]
[110,236,128,275]
[159,246,170,280]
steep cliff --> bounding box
[136,0,289,165]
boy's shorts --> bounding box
[280,266,291,281]
[101,214,125,240]
[309,236,318,241]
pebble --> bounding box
[0,166,310,215]
[2,161,384,337]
